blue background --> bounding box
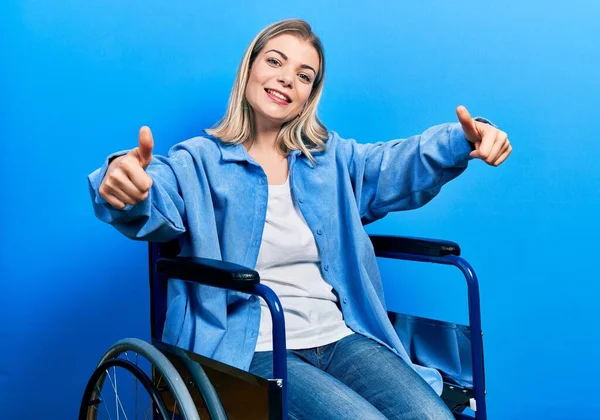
[2,1,599,418]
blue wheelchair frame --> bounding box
[149,234,487,420]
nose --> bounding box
[277,73,293,88]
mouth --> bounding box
[265,88,291,105]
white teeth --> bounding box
[267,89,289,102]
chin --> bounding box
[258,109,293,125]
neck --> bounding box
[246,117,282,154]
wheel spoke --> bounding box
[134,353,139,420]
[171,400,178,420]
[116,396,130,420]
[96,383,113,420]
[93,404,112,420]
[114,367,119,420]
[82,342,184,420]
[124,352,142,420]
[105,367,130,420]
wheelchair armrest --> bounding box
[370,234,461,257]
[156,257,260,293]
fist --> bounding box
[456,105,512,167]
[99,126,154,210]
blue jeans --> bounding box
[249,333,454,420]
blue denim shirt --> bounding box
[88,123,474,395]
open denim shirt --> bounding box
[88,122,478,395]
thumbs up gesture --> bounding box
[99,126,154,210]
[456,106,512,166]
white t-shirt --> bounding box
[254,175,354,352]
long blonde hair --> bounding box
[206,19,328,164]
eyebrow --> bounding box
[264,49,317,76]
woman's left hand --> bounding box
[456,105,512,166]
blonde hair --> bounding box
[206,19,328,164]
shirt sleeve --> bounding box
[338,122,474,225]
[87,150,187,242]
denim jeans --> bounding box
[249,333,454,420]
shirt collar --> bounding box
[209,132,303,163]
[201,131,248,163]
[220,142,249,163]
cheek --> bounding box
[296,87,313,108]
[249,64,272,85]
[247,70,273,99]
[246,76,264,103]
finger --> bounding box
[456,105,480,143]
[469,141,481,159]
[127,164,153,193]
[101,170,140,205]
[118,156,153,192]
[477,128,497,160]
[100,183,131,208]
[111,172,149,201]
[105,182,139,206]
[138,126,154,169]
[492,143,512,166]
[492,148,511,167]
[104,193,127,210]
[485,132,507,164]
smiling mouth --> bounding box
[265,88,291,104]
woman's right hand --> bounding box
[99,126,154,210]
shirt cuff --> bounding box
[448,116,497,159]
[448,123,474,163]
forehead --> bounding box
[262,34,320,70]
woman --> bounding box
[89,18,511,419]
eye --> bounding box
[266,57,281,66]
[298,73,312,83]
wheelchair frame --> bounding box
[81,234,487,419]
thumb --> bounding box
[456,105,480,144]
[137,126,154,169]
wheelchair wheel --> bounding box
[79,337,200,420]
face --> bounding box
[245,34,320,130]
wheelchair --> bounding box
[80,234,487,420]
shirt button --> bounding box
[343,298,348,304]
[259,179,265,185]
[323,265,329,271]
[298,197,304,203]
[316,229,323,235]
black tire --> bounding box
[79,358,170,419]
